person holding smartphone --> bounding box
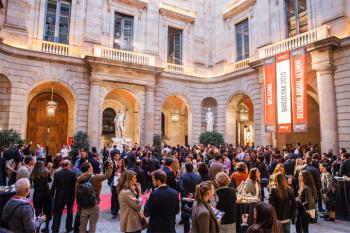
[191,181,220,233]
[215,172,237,233]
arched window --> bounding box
[102,108,116,135]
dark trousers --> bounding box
[181,200,192,233]
[296,211,310,233]
[33,191,52,229]
[51,200,74,233]
[74,211,80,233]
[111,186,119,215]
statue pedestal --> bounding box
[112,137,132,150]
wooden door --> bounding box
[27,93,68,156]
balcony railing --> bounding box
[225,58,250,74]
[31,39,80,57]
[257,25,330,60]
[166,63,185,74]
[94,46,155,66]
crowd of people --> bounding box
[0,141,349,233]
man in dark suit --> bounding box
[162,158,177,190]
[144,169,179,233]
[133,160,146,193]
[179,163,202,233]
[89,153,101,174]
[339,153,350,177]
[51,159,76,233]
[283,154,296,176]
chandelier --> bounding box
[170,96,180,123]
[47,82,57,117]
[238,104,249,123]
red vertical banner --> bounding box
[276,52,292,133]
[291,48,308,132]
[263,57,276,132]
[67,137,73,146]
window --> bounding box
[102,108,116,135]
[168,27,183,65]
[286,0,308,37]
[44,0,71,44]
[114,12,134,51]
[235,19,249,61]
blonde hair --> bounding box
[215,172,230,187]
[195,181,213,203]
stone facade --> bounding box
[0,0,349,152]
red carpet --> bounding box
[62,194,112,214]
[61,192,180,214]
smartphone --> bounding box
[212,208,225,221]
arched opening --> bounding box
[226,93,254,146]
[27,93,68,156]
[26,82,75,156]
[0,75,11,130]
[102,89,140,145]
[201,97,218,132]
[162,95,189,146]
[102,108,116,135]
[276,95,320,148]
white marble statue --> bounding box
[114,110,126,138]
[206,107,214,132]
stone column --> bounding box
[310,48,338,153]
[144,86,155,146]
[87,79,100,149]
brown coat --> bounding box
[75,160,113,201]
[118,184,142,232]
[191,202,219,233]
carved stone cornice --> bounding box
[223,0,256,19]
[117,0,148,9]
[159,2,196,24]
[306,36,340,53]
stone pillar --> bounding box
[144,86,155,146]
[87,79,100,150]
[310,48,338,153]
[258,68,273,146]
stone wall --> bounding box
[334,40,350,151]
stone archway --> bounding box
[276,95,321,149]
[27,93,68,156]
[102,89,140,146]
[162,95,189,146]
[0,74,11,130]
[26,82,76,155]
[226,93,254,146]
[201,97,218,132]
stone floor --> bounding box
[52,181,350,233]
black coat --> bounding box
[89,158,101,174]
[133,166,147,192]
[51,168,76,203]
[304,165,322,192]
[215,187,237,224]
[283,159,296,176]
[269,187,296,221]
[162,167,177,190]
[339,159,350,177]
[144,185,180,233]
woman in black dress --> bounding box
[31,161,52,232]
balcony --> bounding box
[166,63,186,74]
[94,46,156,66]
[225,58,250,74]
[31,39,81,57]
[257,25,330,60]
